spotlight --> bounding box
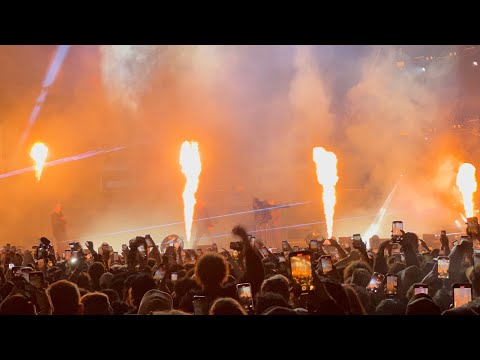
[473,61,478,66]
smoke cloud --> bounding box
[0,45,473,249]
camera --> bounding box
[35,237,55,262]
[230,241,243,251]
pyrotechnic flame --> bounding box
[180,141,202,245]
[456,163,477,218]
[313,147,338,238]
[30,142,48,181]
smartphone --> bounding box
[293,246,300,252]
[352,234,363,249]
[438,256,449,279]
[386,274,398,296]
[8,263,14,270]
[278,253,287,263]
[467,217,479,235]
[138,245,145,253]
[64,250,71,260]
[413,284,429,296]
[366,272,385,293]
[289,251,314,294]
[392,221,403,241]
[282,240,292,252]
[29,271,44,289]
[236,283,254,310]
[71,251,78,264]
[193,295,209,315]
[258,247,270,258]
[320,255,333,274]
[171,272,178,282]
[113,252,119,261]
[309,240,318,252]
[453,283,472,308]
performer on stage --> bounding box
[51,203,67,251]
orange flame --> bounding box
[30,142,48,181]
[180,141,202,245]
[313,147,338,238]
[456,163,477,218]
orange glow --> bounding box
[30,142,48,181]
[456,163,477,218]
[179,141,202,245]
[313,147,338,238]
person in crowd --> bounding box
[0,222,478,316]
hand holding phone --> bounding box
[452,283,472,308]
[289,251,314,294]
[413,284,429,296]
[319,255,333,274]
[236,283,254,311]
[193,295,209,315]
[438,256,449,279]
[386,274,398,296]
[367,272,385,293]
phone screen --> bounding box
[8,263,14,270]
[29,273,44,289]
[438,257,449,279]
[320,256,333,274]
[386,275,398,296]
[367,272,385,293]
[289,252,314,294]
[414,285,429,295]
[259,247,269,258]
[138,245,145,253]
[193,296,209,315]
[171,273,178,282]
[237,283,253,310]
[392,221,403,237]
[454,286,472,308]
[64,250,71,260]
[309,240,318,251]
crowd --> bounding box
[0,223,479,316]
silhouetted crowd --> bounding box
[1,224,479,315]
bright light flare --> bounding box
[313,147,338,238]
[180,141,202,245]
[456,163,477,218]
[30,143,48,181]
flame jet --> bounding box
[180,141,202,245]
[313,147,338,238]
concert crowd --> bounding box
[1,222,479,316]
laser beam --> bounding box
[0,146,126,180]
[19,45,71,148]
[69,201,313,241]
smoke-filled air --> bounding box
[0,45,479,251]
